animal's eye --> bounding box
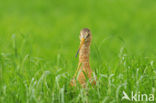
[86,33,89,38]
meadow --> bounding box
[0,0,156,103]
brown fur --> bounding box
[71,28,96,87]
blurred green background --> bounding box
[0,0,156,61]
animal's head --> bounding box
[80,28,92,42]
[75,28,92,57]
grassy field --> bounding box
[0,0,156,103]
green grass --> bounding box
[0,0,156,103]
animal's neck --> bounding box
[79,41,90,66]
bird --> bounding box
[71,28,96,87]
